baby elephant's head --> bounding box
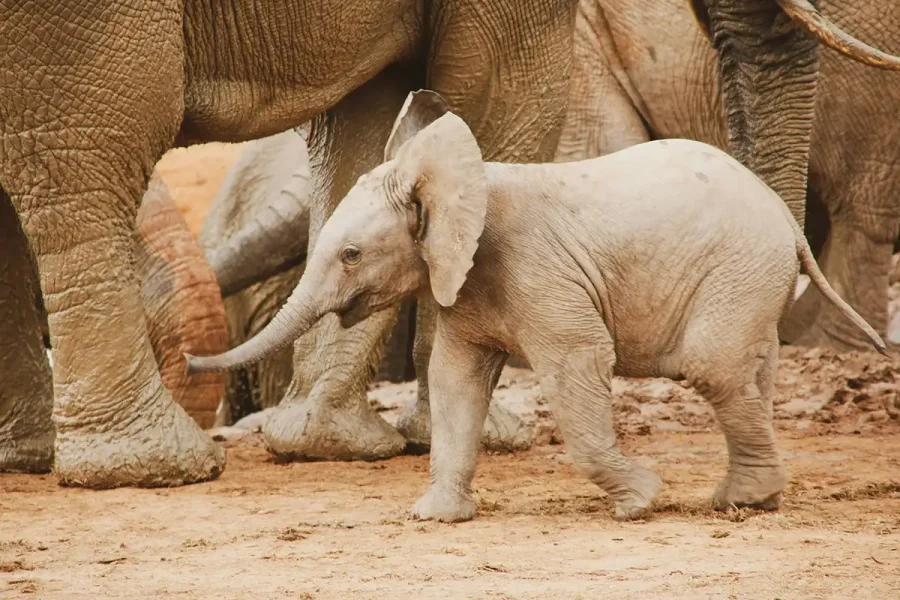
[186,91,488,374]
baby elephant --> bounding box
[186,91,885,522]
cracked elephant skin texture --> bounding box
[557,0,900,351]
[0,172,229,475]
[184,105,883,522]
[0,0,575,484]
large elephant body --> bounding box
[0,0,575,485]
[559,0,900,349]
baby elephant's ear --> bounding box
[384,90,450,161]
[394,112,487,308]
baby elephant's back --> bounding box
[570,140,800,370]
[583,139,797,248]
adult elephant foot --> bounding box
[263,392,406,461]
[0,191,55,474]
[54,380,225,488]
[0,419,54,474]
[404,297,533,454]
[781,221,891,351]
[261,308,408,462]
[482,403,534,452]
[396,397,534,454]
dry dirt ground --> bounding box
[1,144,898,599]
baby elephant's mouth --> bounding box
[337,293,395,329]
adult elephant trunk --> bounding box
[206,199,310,298]
[185,268,325,374]
[697,0,821,229]
[206,167,311,298]
[692,0,900,230]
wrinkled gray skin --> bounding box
[186,94,884,521]
[0,1,575,483]
[201,126,533,452]
[0,174,228,473]
[200,0,900,464]
[558,0,900,350]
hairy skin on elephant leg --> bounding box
[0,191,54,473]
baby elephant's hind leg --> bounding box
[539,345,662,520]
[688,333,786,511]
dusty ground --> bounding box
[2,144,898,599]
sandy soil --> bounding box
[2,424,898,599]
[3,144,897,599]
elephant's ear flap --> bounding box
[393,113,487,307]
[384,90,451,161]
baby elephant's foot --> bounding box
[609,466,663,522]
[410,485,476,523]
[713,463,787,512]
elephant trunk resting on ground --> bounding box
[187,92,884,522]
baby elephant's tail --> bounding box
[794,233,887,355]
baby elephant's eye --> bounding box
[341,245,362,265]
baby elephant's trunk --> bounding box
[184,281,322,374]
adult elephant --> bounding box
[558,0,900,349]
[0,0,576,486]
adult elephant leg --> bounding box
[0,189,54,473]
[555,0,652,162]
[397,0,577,452]
[261,67,412,460]
[698,0,820,228]
[0,0,224,487]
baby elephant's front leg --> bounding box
[410,327,507,523]
[540,346,662,520]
